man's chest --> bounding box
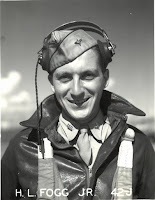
[53,144,118,200]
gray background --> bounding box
[1,0,154,156]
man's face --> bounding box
[49,49,109,124]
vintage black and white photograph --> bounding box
[1,0,155,199]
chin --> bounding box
[68,110,93,124]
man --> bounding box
[2,21,155,200]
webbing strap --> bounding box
[112,128,135,200]
[37,138,68,200]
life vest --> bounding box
[37,128,135,200]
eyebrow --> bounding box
[81,69,98,74]
[55,72,71,78]
[55,68,99,78]
[80,69,100,78]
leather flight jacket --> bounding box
[2,90,155,200]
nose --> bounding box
[70,77,84,98]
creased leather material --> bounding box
[2,91,155,200]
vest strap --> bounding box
[37,138,68,200]
[112,128,135,200]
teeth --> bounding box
[75,100,83,103]
[69,98,89,104]
[74,99,88,104]
[75,101,83,104]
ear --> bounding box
[48,74,55,93]
[103,69,109,88]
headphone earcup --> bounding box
[97,40,112,65]
[40,48,50,72]
[39,21,115,71]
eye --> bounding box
[58,74,72,83]
[81,72,95,80]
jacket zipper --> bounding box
[75,147,93,190]
[88,166,92,178]
[86,165,93,187]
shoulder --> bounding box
[2,128,38,161]
[127,124,153,148]
[8,128,35,146]
[127,124,155,163]
[2,127,40,174]
[127,124,154,152]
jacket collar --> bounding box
[20,90,145,129]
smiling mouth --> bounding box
[68,98,90,105]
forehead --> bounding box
[53,48,102,74]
